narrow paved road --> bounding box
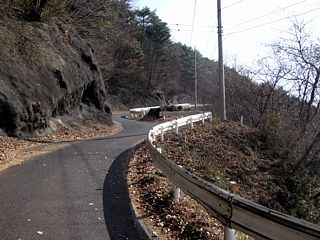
[0,113,156,240]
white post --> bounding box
[175,122,179,134]
[240,116,243,126]
[202,115,205,124]
[174,186,181,203]
[224,227,235,240]
[190,118,194,128]
[161,126,164,141]
[150,131,154,144]
[174,165,183,203]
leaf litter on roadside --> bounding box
[127,141,224,240]
[127,119,287,239]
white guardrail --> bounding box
[147,112,320,240]
[130,103,207,117]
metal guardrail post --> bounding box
[174,186,181,203]
[189,118,194,128]
[224,181,237,240]
[161,126,164,141]
[224,227,235,240]
[175,121,179,134]
[174,165,183,203]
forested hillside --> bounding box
[0,0,223,136]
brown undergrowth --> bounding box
[127,141,225,240]
[158,120,287,211]
[127,119,309,239]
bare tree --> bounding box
[268,20,320,130]
[263,19,320,173]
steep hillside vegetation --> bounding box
[159,121,320,224]
[0,0,224,136]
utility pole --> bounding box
[194,45,198,110]
[191,0,198,111]
[217,0,226,120]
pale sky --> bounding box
[133,0,320,66]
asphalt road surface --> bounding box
[0,113,156,240]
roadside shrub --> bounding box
[259,114,299,163]
[293,176,320,224]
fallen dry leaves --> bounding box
[157,120,286,211]
[128,141,225,240]
[128,119,293,239]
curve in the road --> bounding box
[0,113,156,240]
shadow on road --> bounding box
[103,148,150,240]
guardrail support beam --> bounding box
[161,127,164,141]
[190,118,194,128]
[174,186,181,203]
[175,122,179,134]
[224,226,235,240]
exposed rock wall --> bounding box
[0,16,111,136]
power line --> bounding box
[190,0,198,45]
[222,0,244,10]
[168,23,214,28]
[225,6,320,36]
[168,0,308,32]
[305,14,320,25]
[171,28,212,33]
[171,4,320,35]
[225,0,307,30]
[199,0,217,59]
[203,31,216,56]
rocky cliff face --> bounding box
[0,15,111,136]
